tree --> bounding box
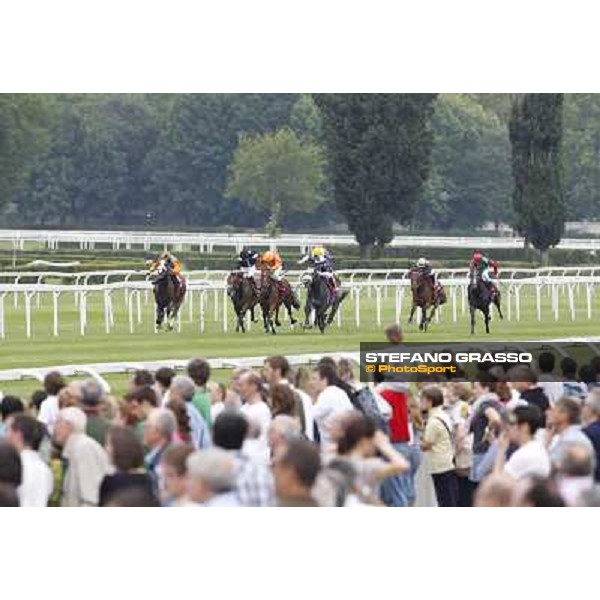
[225,128,326,235]
[509,94,565,262]
[419,94,513,229]
[314,94,437,256]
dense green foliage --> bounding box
[509,94,566,255]
[1,93,599,243]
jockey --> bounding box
[299,245,338,295]
[158,250,184,289]
[470,250,498,294]
[415,257,440,292]
[261,249,284,281]
[237,247,259,276]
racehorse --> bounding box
[259,267,300,334]
[149,259,187,331]
[301,271,348,334]
[226,270,260,333]
[407,268,447,332]
[468,271,503,334]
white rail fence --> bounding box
[0,275,599,339]
[3,228,600,252]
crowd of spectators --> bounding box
[1,325,600,507]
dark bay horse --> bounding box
[149,259,187,331]
[226,270,259,333]
[468,271,503,334]
[407,268,447,332]
[259,268,300,334]
[302,271,348,334]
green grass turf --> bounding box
[1,284,599,397]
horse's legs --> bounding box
[251,305,257,322]
[470,306,476,335]
[495,297,504,320]
[285,298,298,326]
[485,308,491,334]
[408,304,416,324]
[327,289,347,325]
[303,298,313,328]
[156,303,165,329]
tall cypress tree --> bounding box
[509,94,565,262]
[313,94,437,257]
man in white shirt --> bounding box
[263,356,314,440]
[6,414,53,507]
[311,364,353,449]
[239,371,272,444]
[494,405,551,480]
[37,371,68,435]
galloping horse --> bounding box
[468,271,503,334]
[407,268,447,332]
[226,270,259,333]
[302,271,348,334]
[259,267,300,334]
[149,259,187,331]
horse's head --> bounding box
[408,268,423,290]
[149,259,168,283]
[300,271,313,288]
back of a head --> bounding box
[384,323,403,343]
[147,408,177,440]
[125,385,158,407]
[538,352,556,375]
[337,412,376,455]
[187,448,236,493]
[212,412,249,451]
[187,358,211,387]
[278,438,321,489]
[514,404,543,436]
[579,365,597,385]
[270,415,302,441]
[585,389,600,419]
[0,396,24,421]
[108,426,145,472]
[265,356,290,379]
[560,357,578,379]
[0,442,23,487]
[508,365,537,385]
[476,370,500,392]
[161,443,195,476]
[421,385,444,408]
[10,414,46,451]
[59,406,87,434]
[44,371,66,396]
[133,369,154,388]
[556,444,595,478]
[474,474,516,507]
[155,367,175,389]
[170,375,196,402]
[519,477,565,507]
[103,487,160,507]
[80,379,104,408]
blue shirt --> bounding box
[185,401,211,450]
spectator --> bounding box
[384,323,403,344]
[99,426,156,507]
[0,396,25,438]
[311,364,354,450]
[560,357,588,400]
[143,408,176,485]
[170,375,211,449]
[80,379,111,446]
[57,381,83,409]
[166,398,193,444]
[213,411,275,506]
[0,441,23,493]
[270,383,299,419]
[29,390,48,418]
[469,373,503,485]
[336,412,408,504]
[493,405,551,480]
[420,386,458,507]
[122,385,159,438]
[103,487,160,507]
[160,443,195,507]
[187,358,212,428]
[376,378,413,507]
[6,415,53,507]
[37,371,66,435]
[513,477,565,507]
[554,444,595,506]
[273,438,321,507]
[229,367,250,410]
[537,352,564,405]
[263,356,313,440]
[547,397,593,467]
[508,366,550,422]
[0,482,19,507]
[208,381,227,422]
[238,371,272,445]
[582,389,600,481]
[579,365,598,390]
[129,369,154,392]
[53,407,111,507]
[474,473,517,507]
[154,366,175,406]
[268,415,302,458]
[186,448,241,507]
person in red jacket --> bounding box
[376,380,415,506]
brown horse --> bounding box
[407,268,446,332]
[226,270,260,333]
[149,259,187,331]
[259,267,300,334]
